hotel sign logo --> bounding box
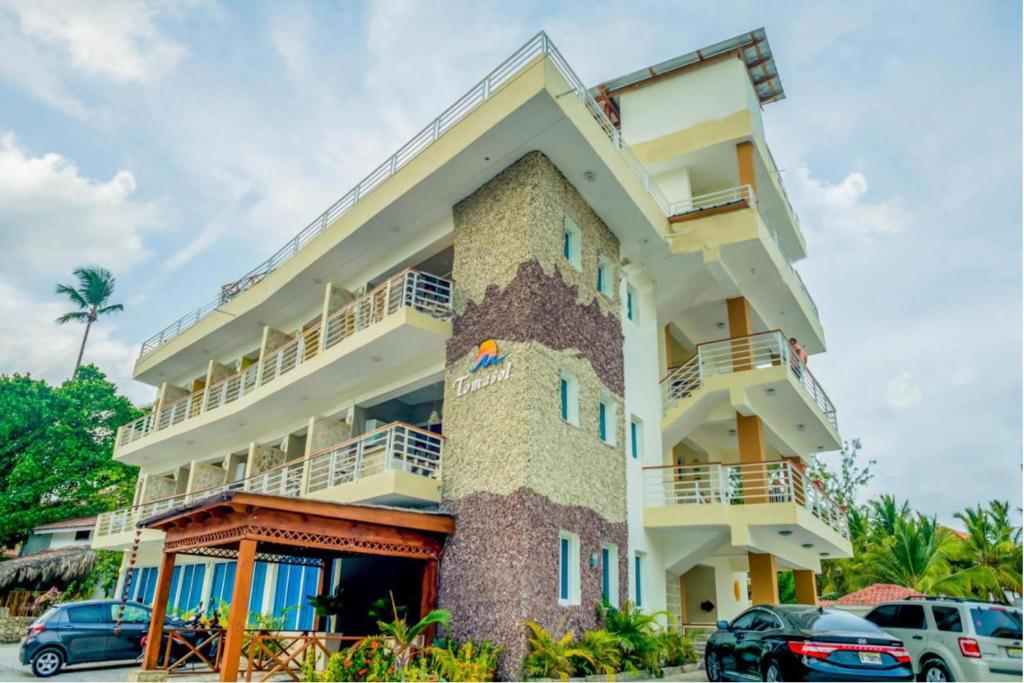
[454,338,512,398]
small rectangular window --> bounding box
[559,371,579,425]
[74,529,91,541]
[626,285,637,322]
[634,552,645,607]
[562,216,582,269]
[596,257,613,296]
[598,402,607,441]
[601,543,619,606]
[558,531,580,605]
[630,417,641,459]
[598,395,616,445]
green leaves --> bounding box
[0,366,141,547]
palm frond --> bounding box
[55,283,88,310]
[56,311,91,324]
[97,303,124,315]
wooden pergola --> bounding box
[138,491,455,681]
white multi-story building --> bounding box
[98,29,851,680]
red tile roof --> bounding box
[32,516,97,532]
[820,583,925,607]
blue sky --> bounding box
[0,0,1019,522]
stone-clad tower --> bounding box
[439,151,628,675]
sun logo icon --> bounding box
[470,339,508,373]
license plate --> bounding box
[1008,647,1022,657]
[859,652,882,665]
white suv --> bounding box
[864,598,1022,681]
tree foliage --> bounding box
[0,365,140,547]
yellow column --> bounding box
[749,552,779,605]
[737,413,768,504]
[794,570,818,605]
[727,296,753,372]
[736,141,757,194]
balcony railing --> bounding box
[643,461,849,538]
[97,422,443,538]
[138,32,670,359]
[117,270,452,448]
[661,330,837,430]
[668,184,818,319]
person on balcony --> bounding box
[788,337,808,378]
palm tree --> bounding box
[953,502,1023,603]
[859,515,972,596]
[868,494,912,540]
[55,267,124,376]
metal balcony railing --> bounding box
[643,461,849,538]
[97,422,443,538]
[116,270,452,448]
[661,330,837,430]
[138,32,669,359]
[669,184,819,319]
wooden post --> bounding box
[142,551,177,670]
[220,539,257,682]
[419,559,439,644]
[313,559,330,632]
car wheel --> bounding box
[704,650,725,682]
[763,659,784,682]
[31,649,64,678]
[921,659,954,682]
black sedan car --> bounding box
[19,599,184,677]
[704,604,915,682]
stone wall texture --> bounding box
[440,151,628,679]
[438,488,628,679]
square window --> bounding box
[601,543,619,606]
[562,216,582,269]
[630,416,642,459]
[74,529,92,541]
[560,371,579,426]
[558,531,581,605]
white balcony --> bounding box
[115,270,451,465]
[95,422,443,549]
[660,330,840,456]
[643,461,852,567]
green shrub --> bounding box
[655,628,697,667]
[430,639,502,681]
[572,629,621,677]
[523,620,592,681]
[309,637,397,682]
[597,602,667,677]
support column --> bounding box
[419,559,439,644]
[736,413,768,504]
[143,552,177,670]
[220,539,257,682]
[727,296,753,371]
[794,570,818,605]
[313,559,330,632]
[736,141,757,194]
[748,552,779,605]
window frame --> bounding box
[601,543,619,606]
[629,416,642,459]
[625,284,637,322]
[558,531,581,606]
[596,256,614,297]
[562,216,582,270]
[633,551,646,608]
[559,371,580,426]
[598,394,616,446]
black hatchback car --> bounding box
[19,599,177,677]
[705,604,915,682]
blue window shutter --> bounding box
[297,565,319,630]
[627,291,634,320]
[188,565,206,611]
[178,565,195,611]
[168,566,181,610]
[142,568,157,605]
[223,562,236,604]
[563,231,571,260]
[599,402,607,440]
[601,548,610,601]
[559,538,570,600]
[560,379,568,420]
[596,267,604,292]
[634,555,643,606]
[630,421,638,459]
[248,562,268,620]
[211,563,225,605]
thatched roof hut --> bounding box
[0,546,96,592]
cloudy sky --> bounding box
[0,0,1019,521]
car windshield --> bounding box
[791,609,883,633]
[970,607,1023,639]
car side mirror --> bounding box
[717,619,730,630]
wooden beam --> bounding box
[420,559,439,644]
[220,538,257,682]
[142,551,176,670]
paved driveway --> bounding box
[0,643,140,682]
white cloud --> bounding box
[0,0,188,83]
[0,131,163,284]
[790,166,909,239]
[0,275,150,403]
[884,371,922,411]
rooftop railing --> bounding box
[661,330,837,431]
[138,32,668,359]
[643,461,849,538]
[97,422,443,538]
[117,270,451,448]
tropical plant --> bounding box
[858,514,972,595]
[597,601,667,675]
[429,638,501,681]
[308,585,344,616]
[953,501,1023,602]
[376,593,451,671]
[522,620,592,681]
[571,629,620,677]
[655,627,698,667]
[55,266,124,376]
[868,494,913,541]
[310,637,398,682]
[806,439,875,510]
[65,549,123,599]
